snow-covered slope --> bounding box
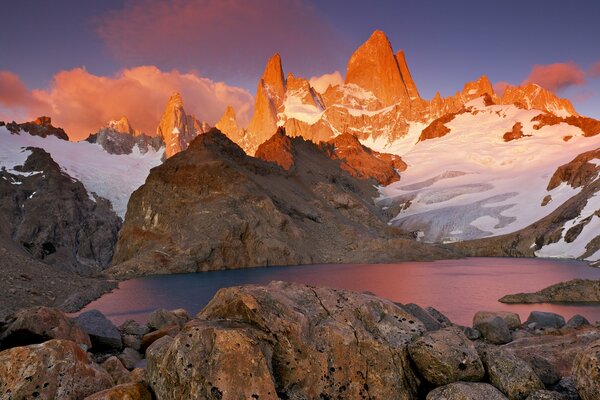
[375,98,600,260]
[0,127,163,218]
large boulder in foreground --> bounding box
[426,382,508,399]
[83,382,153,400]
[0,306,90,350]
[572,339,600,400]
[148,281,426,399]
[407,327,485,386]
[0,339,113,399]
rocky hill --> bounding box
[108,128,455,277]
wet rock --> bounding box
[474,315,512,344]
[74,309,123,351]
[196,281,425,399]
[565,314,589,329]
[119,319,149,336]
[102,356,131,385]
[526,390,568,400]
[118,347,142,370]
[141,324,180,350]
[83,382,153,400]
[0,339,113,399]
[426,306,453,326]
[572,339,600,400]
[0,306,91,350]
[516,354,560,386]
[478,345,544,400]
[147,308,188,330]
[401,303,442,331]
[426,382,508,399]
[407,326,485,386]
[526,312,565,330]
[474,311,522,330]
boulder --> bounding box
[407,326,485,386]
[141,324,180,350]
[74,309,123,351]
[473,315,512,344]
[515,354,560,386]
[478,345,544,400]
[572,338,600,400]
[526,312,565,330]
[401,303,442,331]
[118,347,142,370]
[426,306,453,326]
[459,326,482,340]
[0,306,91,350]
[129,368,146,383]
[0,339,113,399]
[119,319,149,336]
[102,356,131,385]
[526,390,568,399]
[192,281,425,399]
[473,311,522,330]
[565,314,589,329]
[83,382,153,400]
[426,382,508,399]
[550,378,580,400]
[147,308,188,330]
[123,334,142,351]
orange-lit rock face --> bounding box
[547,148,600,190]
[532,113,600,137]
[501,84,577,117]
[419,111,464,142]
[255,129,295,170]
[503,122,528,142]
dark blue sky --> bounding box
[1,0,599,117]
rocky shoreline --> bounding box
[500,279,600,304]
[2,281,600,399]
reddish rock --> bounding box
[84,382,153,400]
[5,116,69,140]
[255,129,295,170]
[419,110,464,141]
[141,324,180,350]
[532,113,600,137]
[547,148,600,190]
[503,122,528,142]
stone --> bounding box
[119,319,149,336]
[407,326,485,386]
[550,378,580,400]
[516,354,560,386]
[473,315,512,344]
[74,309,123,351]
[0,339,113,399]
[501,279,600,303]
[426,382,508,399]
[400,303,442,331]
[141,324,180,350]
[102,355,131,385]
[473,311,522,330]
[478,345,544,400]
[572,338,600,400]
[459,326,482,340]
[525,312,566,330]
[526,390,568,400]
[123,334,141,351]
[147,308,188,330]
[565,314,590,328]
[426,306,453,326]
[118,347,142,370]
[83,382,153,400]
[0,306,91,350]
[129,368,146,383]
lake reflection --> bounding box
[82,258,600,326]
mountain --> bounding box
[86,117,164,155]
[108,128,455,277]
[2,117,69,140]
[156,92,210,158]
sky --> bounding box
[1,0,599,140]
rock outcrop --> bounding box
[109,128,455,277]
[500,279,600,303]
[156,92,209,158]
[86,117,163,155]
[4,116,69,140]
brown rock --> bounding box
[102,355,131,385]
[396,50,421,100]
[473,311,522,330]
[503,122,529,142]
[141,324,180,350]
[502,84,578,117]
[0,306,91,350]
[426,382,508,399]
[0,339,113,399]
[500,279,600,303]
[419,110,463,141]
[547,148,600,190]
[255,128,295,169]
[572,339,600,400]
[83,382,153,400]
[147,308,188,330]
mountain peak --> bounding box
[107,116,134,135]
[215,105,241,142]
[262,53,286,101]
[157,92,207,158]
[345,30,411,106]
[395,50,420,100]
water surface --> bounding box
[82,257,600,326]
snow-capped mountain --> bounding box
[86,116,164,155]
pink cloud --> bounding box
[0,71,49,116]
[1,67,253,141]
[590,61,600,78]
[493,81,511,96]
[309,71,344,94]
[95,0,341,81]
[522,62,586,92]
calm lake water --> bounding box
[82,257,600,326]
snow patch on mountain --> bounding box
[0,127,163,218]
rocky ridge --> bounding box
[86,116,164,155]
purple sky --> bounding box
[1,0,599,126]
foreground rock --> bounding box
[473,313,512,344]
[83,382,153,400]
[572,339,600,400]
[0,339,113,399]
[148,281,425,399]
[500,279,600,303]
[407,327,485,386]
[427,382,508,399]
[74,309,123,351]
[525,311,566,330]
[0,306,90,350]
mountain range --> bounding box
[0,29,598,305]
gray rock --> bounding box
[474,315,512,344]
[474,311,522,330]
[119,319,149,336]
[426,306,453,326]
[549,378,581,400]
[401,303,442,331]
[74,309,122,351]
[123,334,141,351]
[118,347,142,370]
[426,382,508,399]
[459,326,482,340]
[516,354,560,386]
[526,390,568,399]
[478,345,544,400]
[526,312,565,330]
[565,314,589,328]
[147,308,188,330]
[408,326,485,386]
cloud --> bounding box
[0,71,49,118]
[0,67,253,141]
[522,62,586,92]
[492,81,511,96]
[590,61,600,78]
[94,0,343,83]
[309,71,344,94]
